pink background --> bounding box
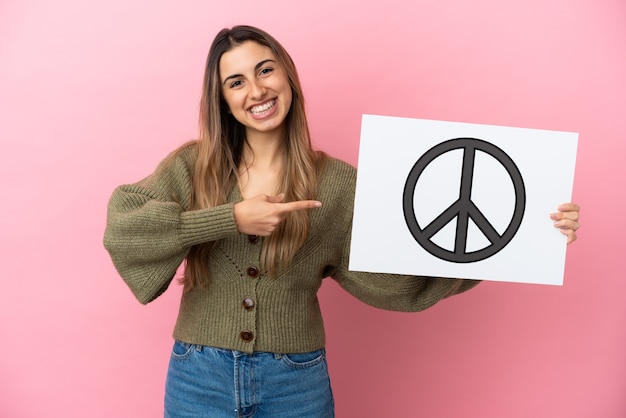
[1,1,624,417]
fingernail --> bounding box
[314,201,322,208]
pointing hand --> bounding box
[234,193,322,236]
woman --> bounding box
[103,25,580,418]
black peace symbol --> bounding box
[402,137,526,263]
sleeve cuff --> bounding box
[179,203,239,247]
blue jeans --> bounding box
[164,341,334,418]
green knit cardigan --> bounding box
[103,144,479,354]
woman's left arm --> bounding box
[329,219,480,313]
[331,203,581,313]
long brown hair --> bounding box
[181,25,324,289]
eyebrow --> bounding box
[222,59,277,86]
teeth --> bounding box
[250,100,275,115]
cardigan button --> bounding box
[242,298,255,310]
[246,266,260,278]
[240,330,254,342]
[248,235,259,244]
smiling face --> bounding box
[219,41,293,140]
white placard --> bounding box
[349,115,578,285]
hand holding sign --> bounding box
[550,203,581,244]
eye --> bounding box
[229,79,243,89]
[259,67,274,77]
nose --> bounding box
[248,79,267,100]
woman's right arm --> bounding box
[103,147,239,304]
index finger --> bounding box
[279,200,322,213]
[557,202,580,212]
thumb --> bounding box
[265,193,286,204]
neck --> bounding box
[242,129,285,169]
[238,131,285,199]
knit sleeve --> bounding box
[331,225,480,312]
[103,146,239,304]
[323,159,480,312]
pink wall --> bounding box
[1,1,624,417]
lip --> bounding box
[247,98,278,120]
